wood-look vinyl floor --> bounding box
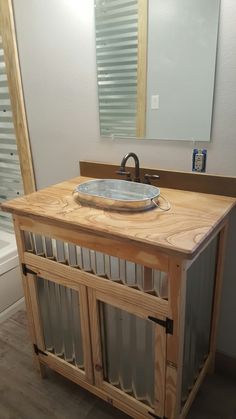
[0,310,235,419]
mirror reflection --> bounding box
[94,0,220,141]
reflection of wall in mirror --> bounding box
[146,0,220,141]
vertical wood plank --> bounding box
[79,285,94,384]
[12,215,25,262]
[136,0,148,138]
[167,259,186,364]
[0,0,35,193]
[13,217,46,376]
[165,258,187,419]
[87,288,104,386]
[154,325,166,418]
[21,274,46,377]
[209,222,229,372]
[165,364,178,419]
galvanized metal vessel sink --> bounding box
[73,179,160,211]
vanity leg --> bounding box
[13,216,47,378]
[165,259,187,419]
[22,274,47,378]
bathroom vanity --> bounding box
[1,176,235,419]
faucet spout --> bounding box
[119,152,140,182]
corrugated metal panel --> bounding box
[181,235,218,403]
[0,35,24,231]
[95,0,138,138]
[24,231,168,298]
[100,302,155,406]
[37,277,84,368]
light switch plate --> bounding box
[151,95,159,109]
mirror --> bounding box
[94,0,220,141]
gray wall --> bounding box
[13,0,236,358]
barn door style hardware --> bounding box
[21,263,37,276]
[148,316,173,335]
[33,344,48,357]
[148,411,168,419]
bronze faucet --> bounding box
[116,152,141,182]
[117,153,160,184]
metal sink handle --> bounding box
[144,174,160,184]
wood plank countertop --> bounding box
[1,176,235,259]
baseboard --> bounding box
[215,351,236,380]
[0,297,25,324]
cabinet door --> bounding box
[25,272,93,384]
[88,289,167,418]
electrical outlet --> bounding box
[192,149,207,172]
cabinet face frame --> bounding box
[88,288,167,418]
[24,271,94,385]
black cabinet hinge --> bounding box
[33,344,48,356]
[21,263,36,276]
[148,316,173,335]
[148,412,167,419]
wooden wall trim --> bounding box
[80,161,236,197]
[0,0,36,194]
[136,0,148,138]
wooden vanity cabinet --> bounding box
[1,176,235,419]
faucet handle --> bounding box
[116,169,132,181]
[144,173,160,184]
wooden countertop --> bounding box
[1,176,235,259]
